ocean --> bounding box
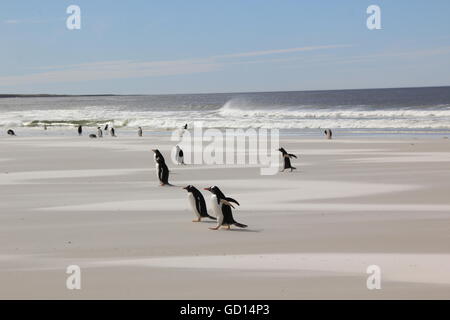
[1,86,450,137]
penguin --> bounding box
[183,185,216,222]
[278,147,297,172]
[104,124,109,135]
[97,127,103,138]
[324,129,332,140]
[183,123,188,130]
[89,134,97,139]
[175,145,184,165]
[152,149,170,186]
[77,125,82,136]
[138,127,143,137]
[110,127,116,137]
[44,125,47,130]
[7,129,16,136]
[204,186,247,230]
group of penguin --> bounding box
[3,125,333,230]
[152,148,249,230]
[151,140,305,230]
[78,124,129,139]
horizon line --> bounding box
[1,85,450,98]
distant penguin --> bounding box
[204,186,247,230]
[324,129,332,139]
[110,127,116,137]
[77,125,82,136]
[89,134,97,139]
[7,129,16,136]
[104,124,109,135]
[44,125,47,130]
[278,147,297,172]
[152,149,170,186]
[175,145,184,165]
[183,123,188,130]
[97,127,103,138]
[183,185,216,222]
[138,127,143,137]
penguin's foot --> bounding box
[192,218,201,222]
[209,226,220,230]
[226,225,231,230]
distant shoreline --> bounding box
[0,94,120,99]
[1,85,450,98]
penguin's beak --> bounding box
[151,149,156,152]
[203,187,211,192]
[182,186,188,190]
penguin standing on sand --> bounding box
[175,145,184,165]
[183,185,216,222]
[7,129,16,136]
[152,149,170,186]
[204,186,247,230]
[138,127,143,137]
[78,125,82,136]
[110,127,116,137]
[104,124,109,135]
[324,129,332,140]
[278,147,297,172]
[97,127,103,138]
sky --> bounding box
[0,0,450,94]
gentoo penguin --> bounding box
[175,145,184,165]
[183,123,188,130]
[152,149,170,186]
[278,147,297,172]
[183,185,216,222]
[77,125,82,136]
[204,186,247,230]
[138,127,143,137]
[89,134,97,139]
[110,127,116,137]
[97,127,103,138]
[7,129,16,136]
[104,124,109,135]
[324,129,332,140]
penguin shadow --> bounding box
[225,228,261,233]
[279,170,302,174]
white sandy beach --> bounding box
[0,133,450,299]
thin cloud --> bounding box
[0,44,350,86]
[3,19,21,24]
[215,44,352,59]
[3,18,63,25]
[0,59,221,87]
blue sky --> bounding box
[1,0,449,94]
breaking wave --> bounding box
[2,95,450,130]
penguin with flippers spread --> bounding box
[204,186,247,230]
[278,147,297,172]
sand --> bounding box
[0,134,449,299]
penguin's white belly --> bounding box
[155,163,160,180]
[188,193,200,218]
[210,195,223,226]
